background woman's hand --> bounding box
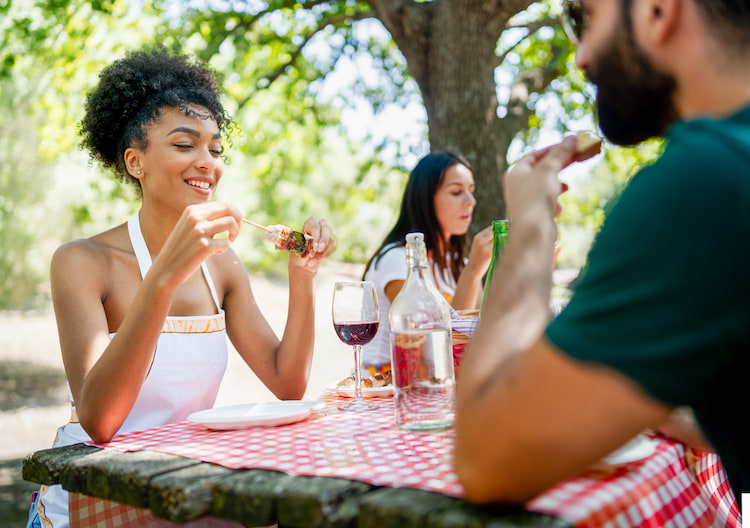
[290,217,337,273]
[465,225,494,278]
[451,224,494,310]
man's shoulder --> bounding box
[628,111,750,199]
[666,105,750,167]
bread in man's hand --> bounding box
[574,132,603,159]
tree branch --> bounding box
[497,16,559,66]
[365,0,409,23]
[366,0,432,44]
[236,10,375,109]
[499,42,567,140]
[365,0,434,88]
[218,0,342,45]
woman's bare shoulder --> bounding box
[52,223,131,272]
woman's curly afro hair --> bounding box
[79,46,233,189]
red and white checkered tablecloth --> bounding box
[527,440,740,528]
[96,397,458,493]
[87,396,740,528]
[69,493,244,528]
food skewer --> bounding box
[241,218,270,232]
[241,218,309,254]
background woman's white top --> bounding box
[362,244,456,368]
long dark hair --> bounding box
[363,151,472,282]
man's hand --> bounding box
[504,137,577,226]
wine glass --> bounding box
[332,281,380,411]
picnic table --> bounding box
[22,394,740,527]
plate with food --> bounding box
[327,371,394,398]
[187,400,321,430]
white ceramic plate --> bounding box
[325,384,394,398]
[601,434,661,465]
[187,401,321,430]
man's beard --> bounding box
[586,23,678,146]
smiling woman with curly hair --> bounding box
[79,47,233,194]
[26,46,337,528]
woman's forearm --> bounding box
[273,266,316,398]
[76,271,177,442]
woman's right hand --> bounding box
[153,201,242,289]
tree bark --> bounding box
[367,0,537,231]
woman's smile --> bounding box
[185,178,213,193]
[135,106,224,207]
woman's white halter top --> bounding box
[58,212,229,441]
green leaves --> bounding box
[1,0,649,307]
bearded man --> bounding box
[454,0,750,513]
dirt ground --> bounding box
[0,262,361,526]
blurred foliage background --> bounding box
[0,0,661,310]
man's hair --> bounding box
[695,0,750,49]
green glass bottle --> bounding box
[480,219,509,311]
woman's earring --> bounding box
[136,170,142,175]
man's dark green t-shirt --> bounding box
[546,106,750,501]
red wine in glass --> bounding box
[332,281,380,411]
[334,321,379,346]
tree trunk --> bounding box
[368,0,535,231]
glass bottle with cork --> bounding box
[388,232,455,431]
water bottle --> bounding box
[388,232,455,431]
[480,219,509,311]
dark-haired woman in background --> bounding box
[360,152,493,374]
